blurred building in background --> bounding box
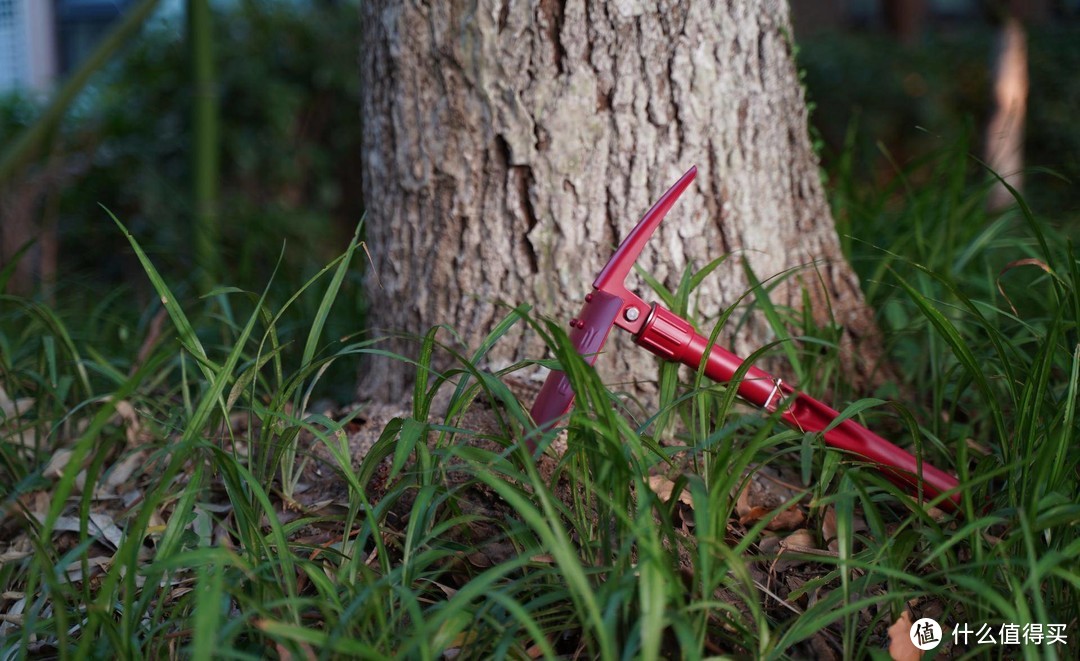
[1,0,135,94]
[56,0,138,75]
[1,0,55,93]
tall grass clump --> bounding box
[826,134,1080,654]
[0,214,378,657]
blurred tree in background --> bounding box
[795,6,1080,223]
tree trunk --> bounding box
[359,0,884,404]
[984,16,1027,212]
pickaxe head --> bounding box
[530,166,697,427]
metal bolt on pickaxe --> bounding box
[530,166,961,512]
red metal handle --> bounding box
[638,305,961,511]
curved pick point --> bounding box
[593,166,697,292]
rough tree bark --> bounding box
[359,0,886,403]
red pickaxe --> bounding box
[530,166,961,512]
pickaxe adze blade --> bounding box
[531,166,962,512]
[530,166,697,428]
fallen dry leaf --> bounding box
[648,474,693,507]
[735,466,804,517]
[739,506,770,526]
[766,506,806,532]
[274,640,317,661]
[12,492,51,527]
[0,550,32,567]
[780,529,816,553]
[113,400,143,446]
[0,385,34,419]
[822,507,838,552]
[888,611,922,661]
[431,581,458,598]
[773,529,818,572]
[40,450,88,491]
[735,480,753,517]
[756,532,781,556]
[103,449,149,492]
[0,596,26,637]
[61,556,112,583]
[4,425,37,449]
[819,506,868,553]
[43,448,74,479]
[45,512,125,549]
[927,505,949,523]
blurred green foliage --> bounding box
[0,0,364,401]
[800,22,1080,221]
[1,0,363,290]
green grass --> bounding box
[2,144,1079,658]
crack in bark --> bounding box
[757,20,769,89]
[667,46,683,155]
[496,134,540,279]
[497,0,509,31]
[537,0,566,75]
[533,123,549,153]
[605,179,620,255]
[706,144,733,258]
